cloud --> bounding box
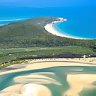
[0,18,26,22]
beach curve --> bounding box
[44,18,87,39]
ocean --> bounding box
[0,6,96,96]
[0,6,96,39]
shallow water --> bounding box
[0,66,96,96]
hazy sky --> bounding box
[0,0,95,7]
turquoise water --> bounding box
[54,7,96,39]
[0,66,96,96]
[0,6,96,39]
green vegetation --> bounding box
[0,17,96,67]
[0,17,95,48]
[0,60,26,69]
[0,46,96,68]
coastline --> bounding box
[44,18,87,40]
[0,58,96,76]
[0,58,96,96]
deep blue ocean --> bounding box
[0,6,96,39]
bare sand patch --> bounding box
[14,72,61,85]
[0,84,23,96]
[0,84,52,96]
[63,74,96,96]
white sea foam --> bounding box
[0,18,26,22]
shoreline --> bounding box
[0,58,96,96]
[44,18,87,40]
[0,58,96,76]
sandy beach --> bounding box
[0,58,96,76]
[64,74,96,96]
[44,18,87,39]
[0,84,52,96]
[0,58,96,96]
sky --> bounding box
[0,0,95,7]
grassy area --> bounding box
[0,17,96,68]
